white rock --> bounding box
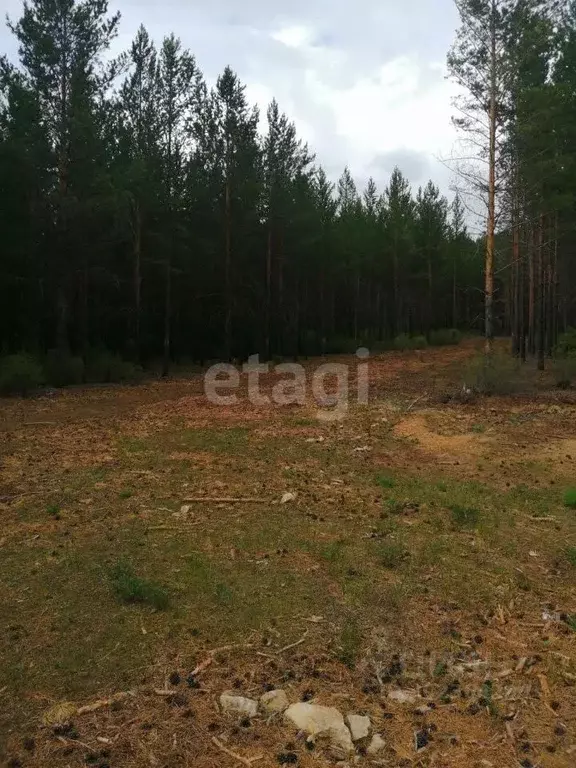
[285,703,354,758]
[387,689,420,705]
[219,693,258,718]
[345,714,371,742]
[281,492,297,504]
[260,689,289,715]
[366,733,386,755]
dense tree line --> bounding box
[0,0,484,375]
[449,0,576,364]
[3,0,576,377]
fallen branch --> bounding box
[56,735,93,750]
[190,643,255,677]
[276,631,309,655]
[211,737,262,767]
[77,692,132,715]
[183,497,267,503]
[406,394,426,413]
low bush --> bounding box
[45,348,84,387]
[464,352,526,395]
[86,350,142,384]
[0,353,44,396]
[554,327,576,358]
[552,352,576,389]
[394,334,428,351]
[429,328,462,346]
[325,336,360,355]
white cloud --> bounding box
[271,24,314,49]
[0,0,464,196]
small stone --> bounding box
[345,714,371,742]
[281,492,297,504]
[260,690,289,715]
[387,689,419,705]
[284,703,354,758]
[219,693,258,719]
[415,729,429,751]
[366,734,386,755]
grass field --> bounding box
[1,340,576,767]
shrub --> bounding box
[109,561,169,610]
[450,504,480,528]
[325,336,359,355]
[429,328,462,346]
[0,353,44,396]
[552,352,576,389]
[301,329,322,357]
[394,333,411,351]
[86,350,142,384]
[411,335,428,350]
[394,334,428,351]
[45,348,84,387]
[369,339,395,353]
[554,327,576,358]
[464,352,526,395]
[564,488,576,509]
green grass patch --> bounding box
[376,474,396,489]
[564,488,576,509]
[337,618,362,668]
[376,541,408,569]
[450,504,481,528]
[320,539,347,563]
[109,561,169,610]
[565,547,576,566]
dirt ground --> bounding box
[1,339,576,768]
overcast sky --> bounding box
[1,0,463,199]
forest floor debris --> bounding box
[1,340,576,766]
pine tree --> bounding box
[8,0,121,351]
[448,0,510,355]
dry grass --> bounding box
[1,340,576,767]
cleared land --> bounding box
[1,340,576,767]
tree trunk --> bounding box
[511,207,520,356]
[162,253,171,377]
[537,214,545,371]
[528,225,535,356]
[133,200,142,361]
[224,177,232,361]
[484,0,497,358]
[452,256,457,329]
[265,225,272,359]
